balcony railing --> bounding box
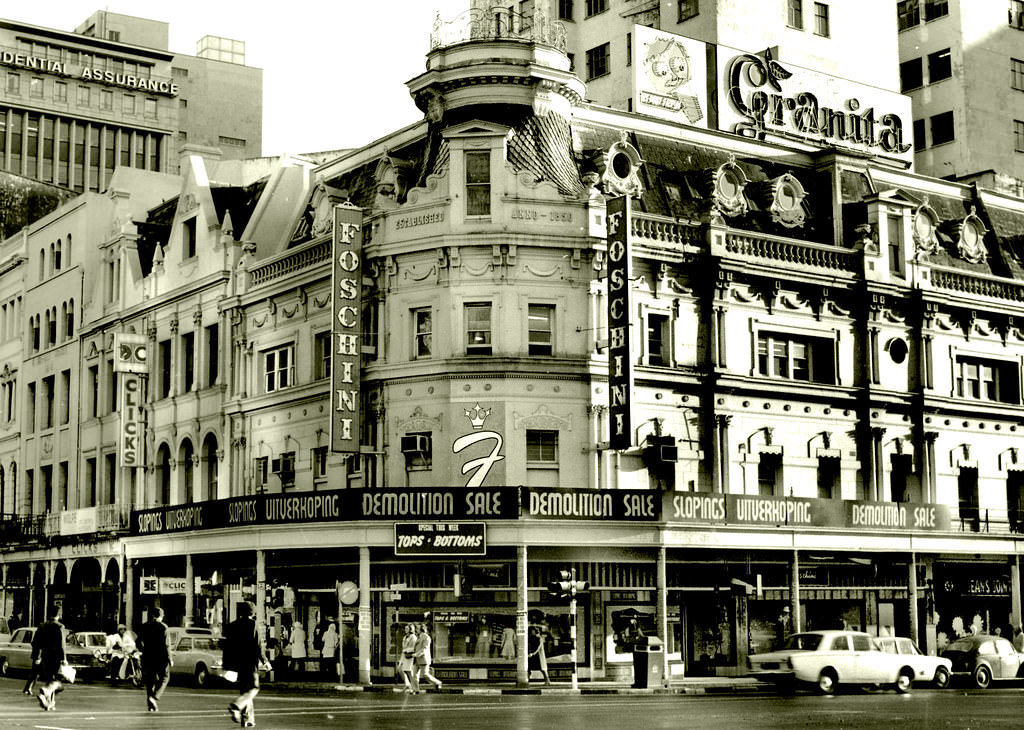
[930,268,1024,304]
[725,231,859,273]
[956,507,1024,534]
[248,239,331,288]
[632,214,703,249]
[430,6,567,52]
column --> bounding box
[656,546,669,682]
[870,427,886,503]
[125,559,134,632]
[1,564,7,619]
[908,554,919,647]
[924,432,938,503]
[717,415,732,493]
[184,554,194,628]
[358,547,371,685]
[255,550,267,644]
[1011,556,1021,630]
[517,545,528,689]
[27,561,35,625]
[790,551,801,633]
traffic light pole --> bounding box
[570,569,578,690]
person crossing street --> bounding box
[137,606,173,712]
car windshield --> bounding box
[946,638,975,652]
[781,633,823,651]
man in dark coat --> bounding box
[222,601,266,727]
[137,606,173,712]
[31,608,65,711]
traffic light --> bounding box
[547,570,590,601]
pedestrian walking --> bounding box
[289,622,307,674]
[399,623,420,693]
[414,623,442,690]
[222,601,268,728]
[527,626,551,685]
[136,606,173,712]
[321,621,339,678]
[31,607,65,711]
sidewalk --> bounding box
[264,675,763,697]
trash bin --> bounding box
[632,636,664,688]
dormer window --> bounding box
[911,204,939,257]
[465,150,491,216]
[183,217,197,259]
[955,209,987,264]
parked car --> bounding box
[940,633,1024,688]
[170,631,227,687]
[874,636,952,688]
[0,616,10,644]
[747,630,917,694]
[0,626,106,680]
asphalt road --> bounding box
[2,676,1023,729]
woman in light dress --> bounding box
[399,624,420,693]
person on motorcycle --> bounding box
[106,624,137,680]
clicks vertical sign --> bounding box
[114,333,148,467]
[331,203,363,453]
[606,196,633,450]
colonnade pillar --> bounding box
[358,547,371,685]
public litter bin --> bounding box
[632,636,664,688]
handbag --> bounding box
[224,670,239,683]
[58,660,76,684]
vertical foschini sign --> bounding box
[113,332,148,467]
[331,203,363,453]
[606,195,633,450]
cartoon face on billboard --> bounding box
[634,26,705,126]
[644,36,692,93]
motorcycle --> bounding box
[103,648,144,688]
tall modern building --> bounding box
[0,9,262,195]
[2,3,1024,689]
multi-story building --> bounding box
[0,9,262,195]
[3,5,1024,688]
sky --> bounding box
[7,1,468,156]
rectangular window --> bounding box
[1016,120,1024,153]
[77,85,90,106]
[528,304,554,356]
[59,369,70,425]
[930,110,954,145]
[182,331,195,392]
[101,89,113,110]
[43,374,54,429]
[527,429,558,463]
[54,81,67,102]
[30,76,43,98]
[817,456,839,499]
[104,452,116,504]
[888,215,905,277]
[465,150,491,216]
[900,58,923,91]
[88,365,98,418]
[1006,470,1024,531]
[466,303,493,355]
[955,356,1020,403]
[205,323,218,387]
[558,0,573,20]
[813,3,830,36]
[183,217,197,259]
[312,446,329,484]
[85,457,96,506]
[647,313,669,366]
[144,97,157,119]
[6,73,19,94]
[626,32,631,67]
[958,466,980,531]
[928,48,951,83]
[891,454,913,503]
[109,364,118,413]
[123,94,136,114]
[255,456,268,491]
[1012,0,1024,28]
[585,0,606,17]
[757,331,836,384]
[263,345,294,392]
[913,119,926,150]
[923,0,948,21]
[586,42,610,80]
[413,308,432,358]
[787,0,804,29]
[26,381,35,432]
[402,432,433,469]
[1013,58,1024,90]
[758,452,782,496]
[158,339,171,398]
[678,0,699,22]
[314,330,331,379]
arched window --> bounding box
[202,433,218,502]
[48,307,56,346]
[48,243,55,274]
[179,439,195,503]
[158,444,171,505]
[54,239,62,271]
[38,248,45,280]
[66,300,74,339]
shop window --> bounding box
[528,304,554,356]
[413,308,432,358]
[958,466,980,532]
[928,48,951,83]
[955,356,1019,403]
[787,0,803,29]
[465,303,492,355]
[817,456,839,499]
[401,432,432,469]
[900,58,923,91]
[263,344,294,392]
[758,452,782,497]
[585,42,610,80]
[465,150,490,216]
[1006,470,1024,532]
[813,3,829,37]
[585,0,606,17]
[923,0,947,21]
[756,330,836,384]
[647,313,669,366]
[678,0,698,22]
[930,110,954,145]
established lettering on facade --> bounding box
[330,203,363,453]
[394,210,445,229]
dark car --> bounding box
[940,634,1024,688]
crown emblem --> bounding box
[464,403,491,430]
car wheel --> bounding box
[816,669,837,695]
[894,670,913,694]
[933,666,950,689]
[973,665,992,689]
[194,664,208,688]
[0,657,7,677]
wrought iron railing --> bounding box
[430,6,567,52]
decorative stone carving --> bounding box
[710,158,749,218]
[911,202,940,258]
[954,207,987,264]
[600,134,644,197]
[749,173,807,227]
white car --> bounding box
[874,636,952,688]
[748,630,917,694]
